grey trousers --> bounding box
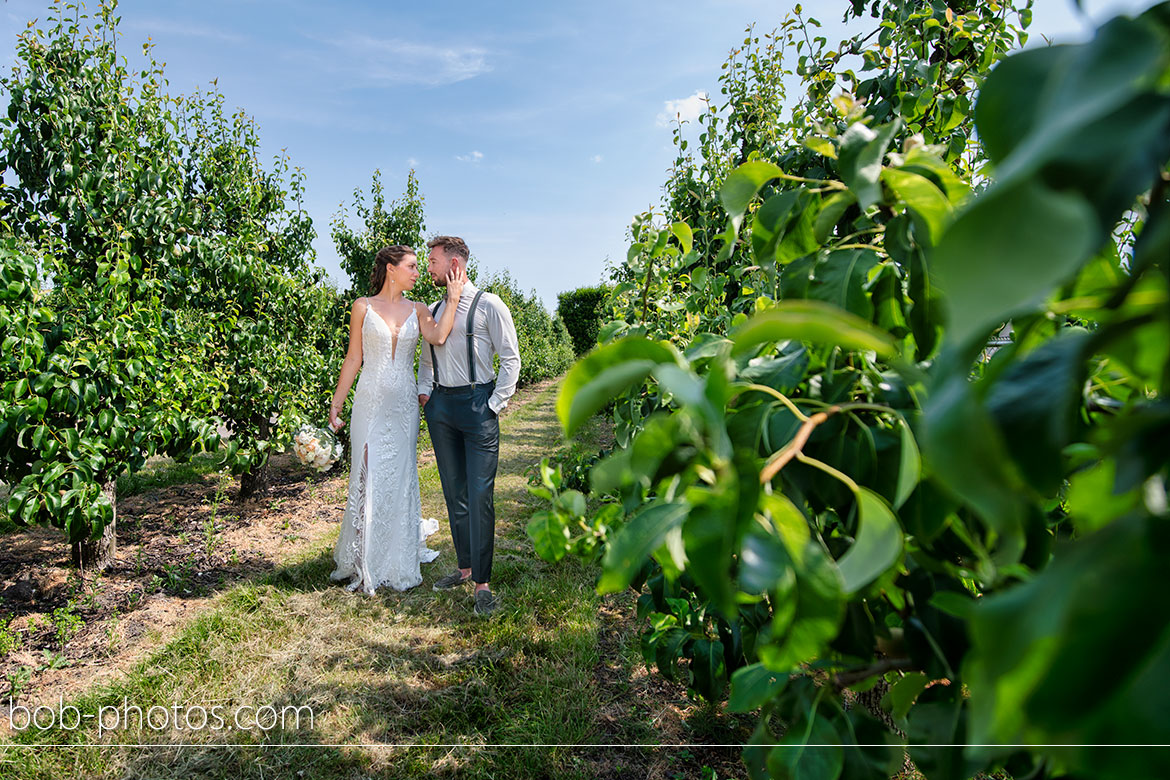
[424,382,499,583]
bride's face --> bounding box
[390,254,420,291]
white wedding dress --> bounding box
[331,305,440,594]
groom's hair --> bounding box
[427,235,469,264]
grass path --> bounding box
[1,382,746,779]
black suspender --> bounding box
[466,290,484,384]
[429,301,442,391]
[429,290,485,391]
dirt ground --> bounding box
[0,379,560,728]
[0,452,351,724]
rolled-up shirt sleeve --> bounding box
[486,296,521,414]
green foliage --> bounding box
[330,168,429,297]
[0,1,345,543]
[556,285,611,355]
[0,616,22,657]
[530,2,1170,778]
[479,269,575,387]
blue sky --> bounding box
[0,0,1158,311]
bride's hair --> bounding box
[369,244,415,294]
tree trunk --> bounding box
[71,480,117,572]
[238,416,271,500]
[239,461,269,500]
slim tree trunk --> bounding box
[71,480,117,572]
[238,416,271,500]
[239,461,270,499]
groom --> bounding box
[418,236,521,617]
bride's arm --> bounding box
[417,267,466,345]
[329,298,367,430]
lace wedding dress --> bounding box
[331,304,440,593]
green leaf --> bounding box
[598,502,689,593]
[652,363,707,409]
[557,337,679,436]
[984,329,1092,495]
[836,488,903,593]
[929,591,976,621]
[806,249,881,320]
[555,489,586,517]
[671,222,694,256]
[729,663,788,713]
[731,301,897,359]
[922,373,1028,547]
[894,417,921,510]
[767,712,844,780]
[689,638,727,700]
[740,521,797,595]
[881,168,952,246]
[967,515,1170,756]
[838,119,899,211]
[814,191,855,244]
[759,541,845,672]
[527,511,571,563]
[721,161,787,221]
[1065,459,1141,535]
[886,672,930,723]
[803,135,837,159]
[976,15,1168,188]
[934,179,1096,349]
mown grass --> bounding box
[0,383,679,779]
[115,452,227,498]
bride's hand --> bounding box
[445,266,466,302]
[330,401,344,431]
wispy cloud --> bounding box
[128,18,248,45]
[456,151,484,163]
[407,157,420,168]
[657,90,709,127]
[591,154,603,163]
[312,34,491,87]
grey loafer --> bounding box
[474,589,499,617]
[433,571,471,591]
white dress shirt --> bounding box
[417,281,521,414]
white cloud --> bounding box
[591,154,603,163]
[456,151,484,163]
[315,34,491,87]
[407,157,420,168]
[129,18,249,44]
[657,90,709,127]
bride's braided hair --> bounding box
[369,244,415,295]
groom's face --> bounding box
[427,247,454,286]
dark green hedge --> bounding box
[480,270,575,387]
[556,285,610,356]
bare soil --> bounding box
[0,379,559,727]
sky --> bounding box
[0,0,1160,312]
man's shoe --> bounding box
[474,589,499,617]
[433,571,471,591]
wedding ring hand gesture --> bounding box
[445,266,467,302]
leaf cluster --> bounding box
[530,2,1170,778]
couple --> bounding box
[326,236,521,617]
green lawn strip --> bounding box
[115,452,227,499]
[1,382,620,779]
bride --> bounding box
[327,244,466,593]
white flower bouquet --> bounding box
[293,424,343,472]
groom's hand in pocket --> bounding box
[418,394,430,407]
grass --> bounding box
[115,452,227,498]
[0,382,699,779]
[0,453,225,536]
